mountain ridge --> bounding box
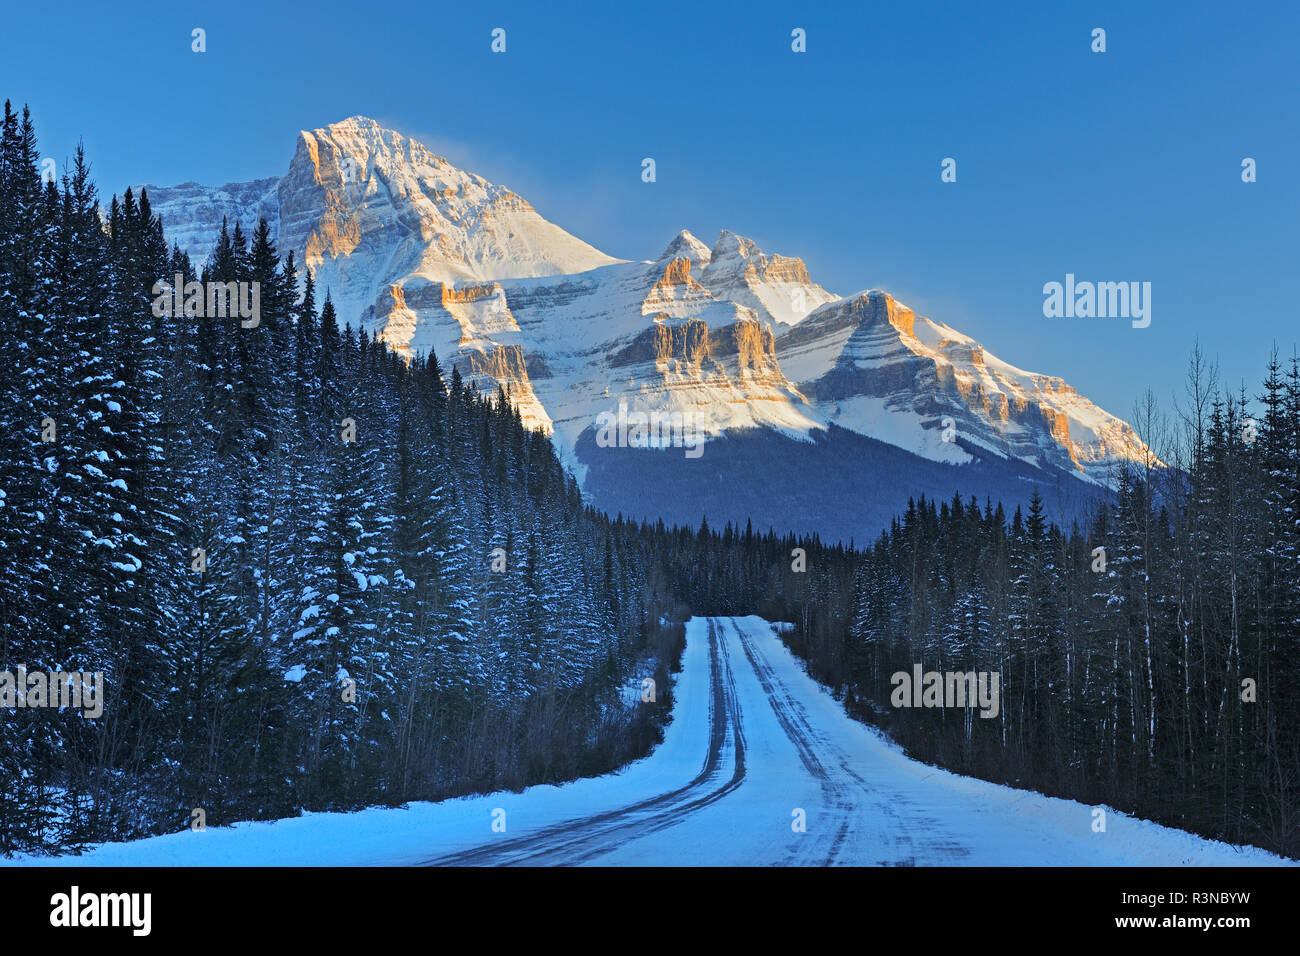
[135,115,1158,539]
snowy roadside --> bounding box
[5,616,1292,867]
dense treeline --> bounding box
[0,103,678,854]
[659,360,1299,857]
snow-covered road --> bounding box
[415,616,1285,866]
[8,617,1290,866]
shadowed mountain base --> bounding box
[577,423,1107,543]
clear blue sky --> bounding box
[3,0,1297,425]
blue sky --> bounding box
[2,0,1297,426]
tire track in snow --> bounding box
[725,618,856,865]
[729,618,968,865]
[543,619,747,865]
[417,618,745,866]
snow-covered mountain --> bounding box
[143,116,619,344]
[779,289,1155,483]
[139,116,1156,538]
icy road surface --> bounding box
[8,617,1289,866]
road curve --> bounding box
[418,616,978,866]
[418,619,746,866]
[416,615,1278,867]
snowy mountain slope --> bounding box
[577,423,1107,546]
[11,617,1285,867]
[138,176,281,263]
[135,116,1159,531]
[699,229,838,327]
[142,116,621,339]
[779,290,1158,484]
[490,239,824,481]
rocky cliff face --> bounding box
[135,116,1158,498]
[700,230,838,327]
[779,289,1155,482]
[139,177,280,263]
[142,115,618,339]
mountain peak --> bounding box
[710,229,761,261]
[146,116,622,333]
[658,230,712,266]
[321,114,384,132]
[294,115,448,183]
[299,115,390,150]
[697,230,837,328]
